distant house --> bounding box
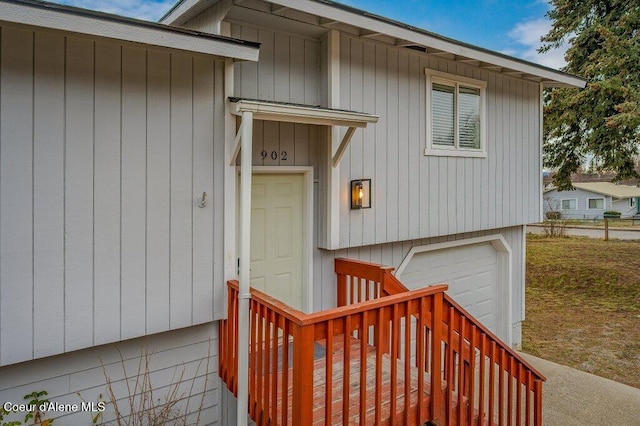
[544,182,640,219]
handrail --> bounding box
[220,258,546,425]
[221,279,449,425]
[334,257,545,425]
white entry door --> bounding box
[250,173,306,311]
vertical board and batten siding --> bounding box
[0,324,220,425]
[338,34,541,249]
[0,26,225,367]
[544,188,613,220]
[242,120,322,173]
[312,225,527,344]
[229,23,320,105]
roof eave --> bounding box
[1,0,259,61]
[162,0,585,87]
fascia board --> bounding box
[230,99,379,128]
[268,0,586,88]
[0,0,259,61]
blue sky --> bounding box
[49,0,567,69]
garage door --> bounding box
[397,242,500,335]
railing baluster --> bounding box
[390,303,399,419]
[270,311,278,425]
[375,307,384,425]
[525,370,532,426]
[469,324,477,425]
[326,319,334,426]
[343,315,352,425]
[431,292,443,423]
[516,362,523,426]
[478,332,486,425]
[264,309,272,424]
[508,355,514,426]
[499,348,505,426]
[446,307,455,425]
[282,319,290,426]
[360,310,368,424]
[404,300,411,426]
[257,304,264,422]
[489,340,496,426]
[458,315,466,424]
[249,299,257,416]
[417,297,426,422]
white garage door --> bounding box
[397,242,500,335]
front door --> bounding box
[250,173,306,311]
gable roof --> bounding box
[1,0,259,61]
[162,0,585,88]
[547,182,640,199]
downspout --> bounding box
[237,111,253,425]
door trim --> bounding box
[241,166,314,313]
[395,234,512,345]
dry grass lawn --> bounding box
[523,234,640,388]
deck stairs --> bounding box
[219,258,545,425]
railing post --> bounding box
[431,291,444,423]
[291,322,314,425]
[534,380,543,426]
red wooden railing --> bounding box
[219,258,545,425]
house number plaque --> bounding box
[261,150,288,161]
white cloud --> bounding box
[508,17,568,69]
[54,0,175,22]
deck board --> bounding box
[252,336,435,425]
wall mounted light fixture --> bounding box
[351,179,371,209]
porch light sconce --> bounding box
[351,179,371,209]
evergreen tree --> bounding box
[541,0,640,189]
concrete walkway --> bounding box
[518,352,640,425]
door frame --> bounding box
[239,166,314,313]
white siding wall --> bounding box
[544,188,612,220]
[612,198,637,218]
[338,34,541,248]
[228,23,320,105]
[0,323,221,425]
[312,226,527,346]
[0,26,225,366]
[243,120,322,173]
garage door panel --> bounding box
[398,242,501,336]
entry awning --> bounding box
[229,97,378,167]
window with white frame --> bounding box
[588,198,604,209]
[630,197,636,208]
[425,69,487,157]
[561,199,577,210]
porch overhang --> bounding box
[228,97,378,167]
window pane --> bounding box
[588,198,604,209]
[432,83,455,146]
[458,85,481,149]
[562,199,576,210]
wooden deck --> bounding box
[220,259,546,425]
[255,336,436,425]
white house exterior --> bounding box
[0,0,585,424]
[545,182,640,219]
